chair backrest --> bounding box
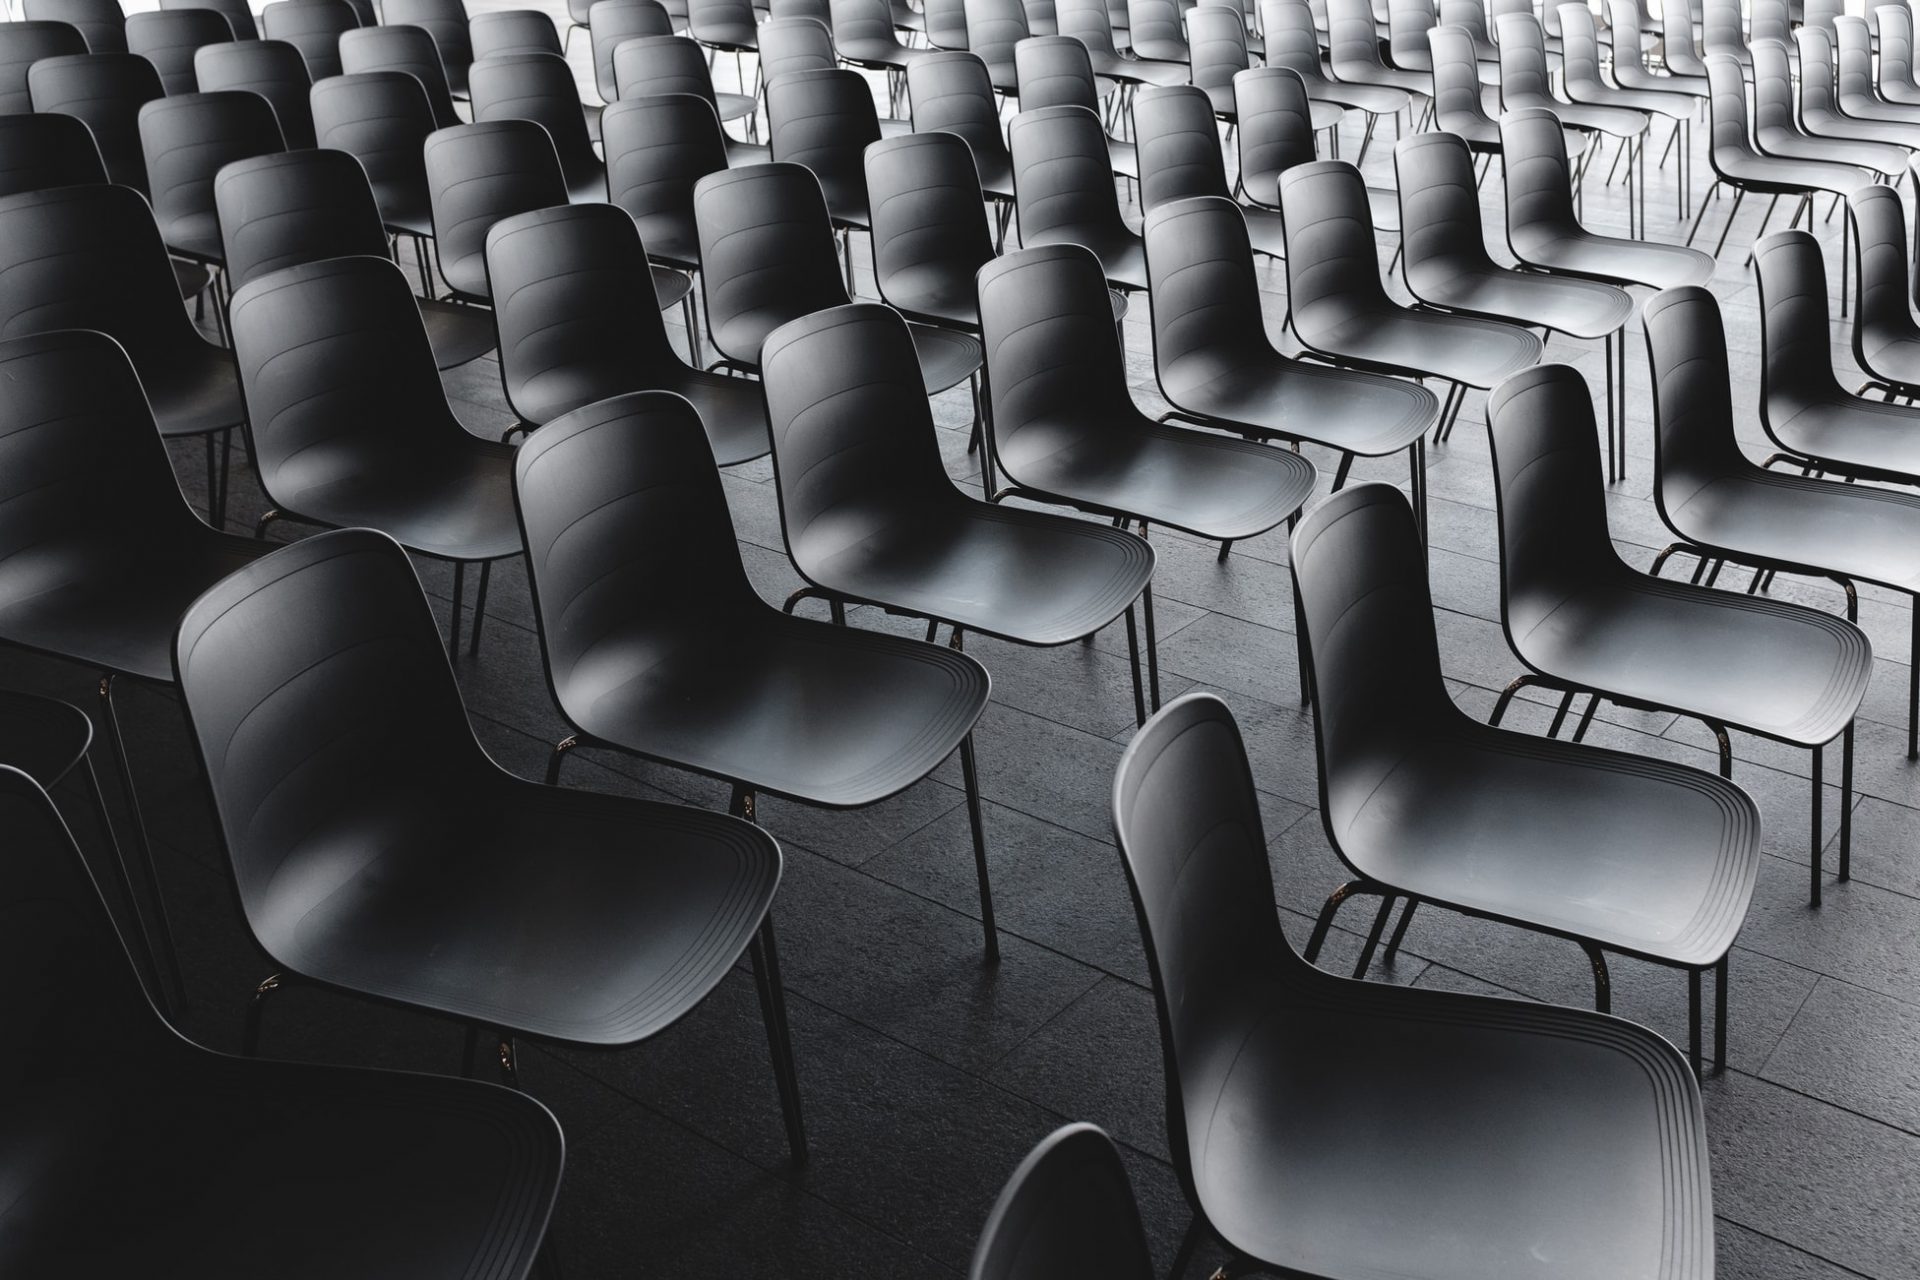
[1277,158,1390,322]
[924,0,973,47]
[215,147,392,289]
[1429,22,1495,132]
[1394,129,1496,291]
[766,66,882,199]
[126,8,232,95]
[1700,0,1747,60]
[1233,65,1315,204]
[1027,0,1061,34]
[28,51,162,191]
[1008,104,1126,242]
[486,203,683,426]
[908,50,1011,181]
[1749,0,1791,48]
[605,0,694,97]
[1494,10,1553,106]
[1882,3,1919,93]
[1499,106,1579,237]
[1833,15,1879,106]
[612,33,725,111]
[470,49,600,178]
[1388,0,1437,66]
[259,0,357,82]
[601,91,727,263]
[310,71,435,223]
[693,162,849,366]
[161,0,259,40]
[339,24,462,127]
[1133,83,1231,211]
[0,21,88,114]
[1705,52,1759,166]
[1641,285,1748,514]
[470,7,563,61]
[139,89,284,249]
[1803,0,1842,36]
[965,0,1032,71]
[1142,195,1271,381]
[1128,0,1188,56]
[967,1124,1156,1280]
[174,528,486,939]
[830,0,898,47]
[1440,0,1495,47]
[686,0,761,46]
[423,118,569,299]
[1328,0,1388,71]
[1013,33,1102,112]
[1261,0,1331,84]
[1189,3,1250,95]
[1753,228,1845,407]
[0,110,108,197]
[1795,25,1840,118]
[381,0,474,95]
[865,130,995,310]
[1606,0,1658,76]
[1557,1,1607,92]
[1747,38,1795,140]
[1056,0,1124,57]
[1850,182,1913,349]
[194,38,315,148]
[25,0,126,53]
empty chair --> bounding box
[424,119,568,302]
[687,0,761,55]
[865,130,1001,330]
[1264,0,1398,144]
[1126,0,1189,62]
[228,256,520,656]
[833,0,920,76]
[1236,67,1380,227]
[1136,82,1286,259]
[589,0,672,102]
[923,0,973,48]
[1751,0,1793,52]
[1751,39,1905,180]
[759,16,838,87]
[1489,362,1867,910]
[1387,0,1437,71]
[25,0,126,52]
[260,0,356,80]
[908,50,1016,201]
[125,8,233,96]
[28,51,161,191]
[1849,182,1920,398]
[1057,0,1186,87]
[766,66,881,238]
[160,0,260,40]
[1560,2,1691,214]
[1835,16,1920,126]
[1645,284,1920,759]
[486,204,767,461]
[1498,12,1651,232]
[1700,0,1749,68]
[1796,25,1920,151]
[310,70,437,238]
[193,39,316,148]
[1187,3,1253,122]
[601,90,727,271]
[383,0,475,97]
[215,148,496,369]
[0,21,88,114]
[339,23,464,127]
[1661,0,1711,77]
[964,0,1029,88]
[1144,195,1439,520]
[138,89,282,280]
[0,110,107,196]
[470,50,605,203]
[1008,104,1147,291]
[1878,3,1920,107]
[1328,0,1427,98]
[612,35,759,155]
[1013,34,1144,181]
[969,1125,1154,1280]
[470,7,563,60]
[1114,687,1720,1276]
[1608,0,1707,98]
[175,525,805,1161]
[1427,22,1503,154]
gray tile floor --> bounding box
[30,12,1920,1276]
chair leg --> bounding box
[1839,721,1854,882]
[1544,688,1577,737]
[1351,894,1396,978]
[1581,941,1611,1013]
[1142,579,1161,712]
[1687,967,1703,1079]
[1682,179,1722,247]
[1809,741,1824,907]
[1216,538,1233,562]
[449,560,465,658]
[1714,955,1729,1073]
[1382,896,1419,963]
[749,917,810,1165]
[79,750,169,1014]
[468,560,492,657]
[1124,603,1146,727]
[1303,880,1372,964]
[241,971,286,1056]
[959,732,1000,962]
[1168,1215,1206,1280]
[545,734,578,785]
[1909,603,1918,760]
[1569,693,1601,742]
[1488,673,1541,727]
[99,674,186,1012]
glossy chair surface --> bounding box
[908,49,1016,198]
[1008,104,1147,289]
[28,50,162,190]
[259,0,357,80]
[193,38,316,148]
[161,0,260,40]
[139,88,284,262]
[25,0,126,52]
[968,1125,1155,1280]
[383,0,475,96]
[310,69,437,236]
[0,21,88,114]
[469,50,605,203]
[340,24,463,127]
[126,7,233,95]
[0,109,109,196]
[766,66,881,229]
[601,91,727,269]
[424,118,571,300]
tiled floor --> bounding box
[26,11,1920,1276]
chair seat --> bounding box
[20,1058,561,1276]
[1312,77,1408,115]
[1571,81,1691,119]
[518,366,771,464]
[1857,327,1920,391]
[724,137,771,165]
[1767,391,1920,483]
[1882,78,1920,107]
[564,161,611,206]
[161,212,225,265]
[1614,64,1708,96]
[1163,348,1439,456]
[266,440,523,562]
[839,36,917,68]
[908,322,983,394]
[147,351,247,439]
[1294,304,1542,388]
[1514,575,1870,746]
[1192,974,1714,1280]
[1335,721,1757,967]
[172,256,211,300]
[1511,94,1648,137]
[1668,470,1920,594]
[716,89,758,122]
[1087,50,1188,86]
[1754,128,1904,179]
[562,612,988,805]
[1804,107,1920,149]
[1128,37,1190,63]
[372,187,436,239]
[692,20,758,47]
[1000,418,1317,540]
[801,501,1153,645]
[422,299,497,369]
[1026,226,1148,291]
[1409,264,1633,339]
[1719,149,1876,197]
[1331,61,1427,95]
[0,690,92,787]
[1511,228,1714,289]
[652,263,694,310]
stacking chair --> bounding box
[1123,0,1189,64]
[1661,0,1711,78]
[424,119,570,304]
[923,0,973,50]
[1328,0,1427,105]
[176,525,807,1165]
[25,0,126,52]
[1878,3,1920,108]
[1497,12,1650,234]
[865,130,1004,334]
[1797,26,1920,151]
[1700,0,1749,70]
[1057,0,1186,87]
[908,49,1018,207]
[162,0,260,40]
[310,69,439,252]
[772,0,834,23]
[341,24,464,127]
[471,8,564,61]
[1137,83,1286,259]
[486,204,767,460]
[0,184,244,523]
[383,0,475,98]
[1426,21,1502,157]
[259,0,356,80]
[470,51,606,203]
[1280,158,1540,447]
[1836,16,1920,127]
[1187,3,1252,123]
[0,110,107,196]
[766,65,882,259]
[1396,131,1633,476]
[686,0,762,60]
[1011,35,1140,182]
[0,330,273,1011]
[193,38,316,148]
[1848,181,1920,399]
[694,162,984,393]
[0,21,87,113]
[1645,284,1920,761]
[1387,0,1437,73]
[969,1125,1155,1280]
[963,0,1029,89]
[0,762,564,1277]
[601,90,726,280]
[1144,196,1440,527]
[612,35,760,158]
[833,0,920,96]
[28,50,161,191]
[1752,39,1906,181]
[1608,0,1707,99]
[1008,104,1147,291]
[1559,2,1691,216]
[1487,362,1867,912]
[760,303,1161,721]
[1264,0,1400,152]
[125,8,233,95]
[514,392,995,979]
[228,256,520,657]
[590,0,674,103]
[215,148,496,369]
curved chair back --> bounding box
[470,7,563,60]
[310,71,435,229]
[1803,0,1843,37]
[215,147,391,289]
[1429,22,1497,138]
[1834,15,1882,108]
[423,118,569,300]
[1748,38,1800,140]
[758,14,835,85]
[1753,228,1846,408]
[686,0,761,48]
[694,162,848,366]
[612,34,729,114]
[832,0,902,50]
[0,111,108,197]
[25,0,126,52]
[139,89,284,257]
[968,1124,1156,1280]
[1261,0,1332,88]
[1128,0,1189,59]
[1439,0,1496,50]
[1057,0,1125,57]
[765,66,882,204]
[1749,0,1791,49]
[1142,195,1270,380]
[126,8,233,95]
[907,50,1012,183]
[1013,33,1102,111]
[1188,3,1251,98]
[1701,0,1749,63]
[339,24,462,127]
[1642,285,1748,515]
[865,130,996,315]
[1795,25,1841,119]
[0,21,88,114]
[1850,182,1913,354]
[965,0,1032,77]
[1328,0,1391,75]
[1494,10,1553,108]
[1705,52,1760,170]
[924,0,973,48]
[1388,0,1438,68]
[1394,130,1496,291]
[1134,83,1231,211]
[28,51,161,191]
[1557,1,1609,95]
[1499,106,1579,237]
[161,0,259,41]
[1008,104,1127,242]
[470,49,601,186]
[601,91,728,268]
[1882,4,1920,97]
[260,0,357,80]
[381,0,475,96]
[1277,159,1390,323]
[194,39,316,148]
[1233,65,1315,205]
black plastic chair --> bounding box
[471,7,564,63]
[0,20,87,114]
[1608,0,1706,97]
[25,0,126,52]
[0,109,108,196]
[228,255,522,656]
[590,0,673,102]
[310,69,437,240]
[759,15,838,88]
[1878,3,1920,107]
[924,0,972,48]
[1057,0,1185,86]
[1008,104,1147,291]
[1144,195,1439,527]
[1111,690,1719,1277]
[1329,0,1426,98]
[0,183,244,523]
[259,0,356,80]
[215,148,497,369]
[1187,2,1253,123]
[486,203,767,461]
[1559,1,1691,217]
[968,1124,1154,1280]
[601,90,726,275]
[1849,180,1920,399]
[27,50,161,191]
[765,65,881,247]
[469,50,606,203]
[1750,38,1905,180]
[514,390,994,985]
[833,0,919,81]
[963,0,1029,89]
[160,0,259,40]
[611,34,760,157]
[1135,81,1286,258]
[1426,20,1502,154]
[175,525,805,1168]
[1012,33,1144,181]
[126,7,232,96]
[865,129,1000,330]
[0,762,565,1277]
[1125,0,1189,63]
[339,23,463,127]
[1264,0,1402,148]
[908,49,1017,202]
[383,0,475,97]
[1232,64,1360,219]
[1387,0,1436,72]
[687,0,761,53]
[1395,130,1633,475]
[1279,157,1540,442]
[1645,283,1920,760]
[1488,361,1868,911]
[1661,0,1710,77]
[760,302,1160,719]
[693,162,984,392]
[193,38,316,148]
[1700,0,1750,68]
[424,119,568,303]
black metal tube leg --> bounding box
[1168,1216,1205,1280]
[1714,956,1729,1074]
[1351,894,1396,978]
[80,752,168,1013]
[99,675,186,1012]
[242,972,284,1056]
[1142,581,1161,712]
[1840,722,1854,882]
[1123,603,1146,727]
[545,735,577,785]
[1910,604,1918,760]
[1303,881,1367,964]
[1688,968,1703,1079]
[1810,742,1824,908]
[1382,897,1419,963]
[468,560,492,656]
[448,560,465,658]
[748,919,809,1164]
[959,733,999,962]
[1582,942,1611,1013]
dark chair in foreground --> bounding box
[1113,691,1717,1279]
[0,764,565,1278]
[0,21,88,113]
[0,111,106,197]
[968,1124,1154,1280]
[175,527,806,1168]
